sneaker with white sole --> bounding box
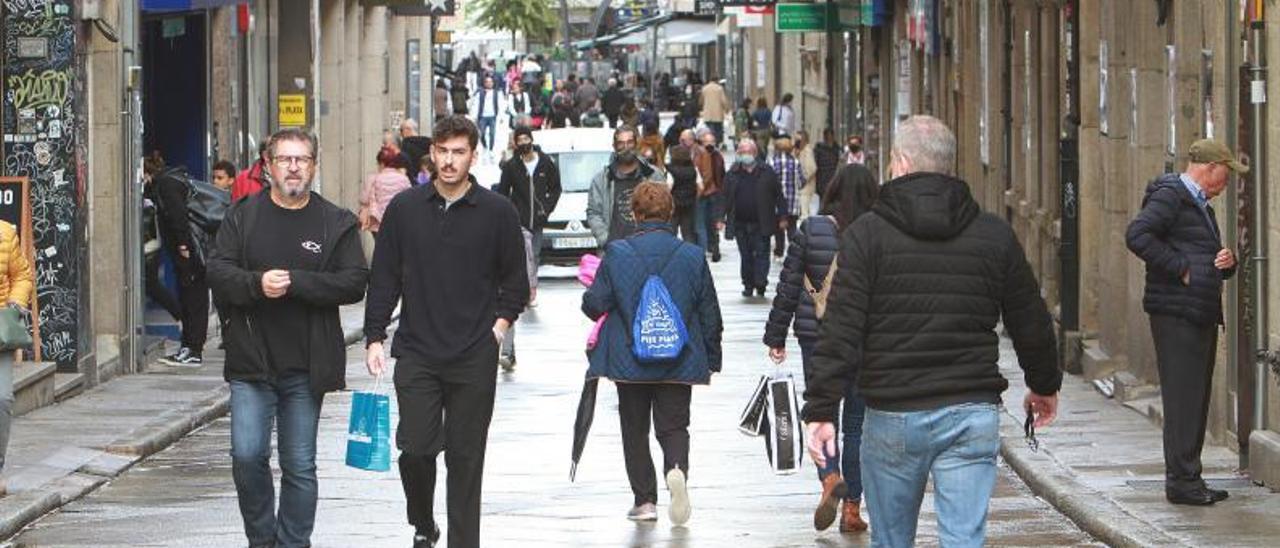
[159,347,203,367]
[626,502,658,522]
[666,467,691,525]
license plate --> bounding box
[552,237,595,249]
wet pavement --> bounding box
[7,248,1099,547]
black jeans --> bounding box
[774,214,798,257]
[174,253,209,352]
[395,342,498,547]
[145,251,181,320]
[1149,314,1218,492]
[672,203,699,244]
[617,382,692,506]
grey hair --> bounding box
[736,137,758,155]
[892,115,956,175]
[694,127,714,141]
[400,118,418,133]
[267,128,319,163]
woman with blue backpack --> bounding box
[582,181,724,526]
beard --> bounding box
[280,177,312,198]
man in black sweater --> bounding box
[1125,139,1241,506]
[802,116,1061,547]
[364,116,529,548]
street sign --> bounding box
[279,95,307,127]
[775,3,830,32]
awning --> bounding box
[572,13,672,50]
[662,19,716,44]
[141,0,244,12]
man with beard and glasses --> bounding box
[364,115,529,547]
[208,128,369,548]
[587,125,668,247]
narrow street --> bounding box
[7,248,1097,547]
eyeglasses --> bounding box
[272,155,314,168]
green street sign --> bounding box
[776,3,831,33]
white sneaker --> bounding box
[626,502,658,522]
[666,467,691,525]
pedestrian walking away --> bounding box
[581,181,723,525]
[802,116,1062,548]
[399,118,434,182]
[144,152,211,367]
[771,93,797,137]
[1125,138,1243,507]
[764,161,880,534]
[721,138,785,298]
[667,145,701,244]
[495,126,563,370]
[586,125,668,247]
[0,219,33,493]
[364,115,529,548]
[699,76,730,144]
[207,128,370,548]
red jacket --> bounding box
[232,161,268,202]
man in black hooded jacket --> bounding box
[802,116,1061,547]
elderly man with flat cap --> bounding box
[1126,139,1245,506]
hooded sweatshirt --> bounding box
[802,172,1061,419]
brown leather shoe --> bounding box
[840,499,869,533]
[814,473,848,530]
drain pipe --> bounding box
[1249,12,1269,438]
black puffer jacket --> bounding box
[1125,173,1235,326]
[802,173,1061,419]
[764,215,839,346]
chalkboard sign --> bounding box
[0,177,41,362]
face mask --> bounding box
[615,150,638,164]
[736,154,756,167]
[705,144,715,152]
[515,144,533,156]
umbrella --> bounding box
[570,377,599,482]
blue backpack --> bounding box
[628,240,689,363]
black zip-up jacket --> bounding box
[150,167,194,251]
[495,150,562,231]
[208,192,369,396]
[723,163,785,230]
[1125,173,1235,326]
[802,173,1061,419]
[764,215,839,347]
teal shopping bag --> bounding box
[345,376,391,471]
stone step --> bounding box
[53,372,85,402]
[13,360,56,416]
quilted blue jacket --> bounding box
[582,223,723,384]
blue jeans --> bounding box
[230,374,324,548]
[478,116,497,150]
[733,222,771,289]
[862,403,1000,548]
[798,338,865,501]
[695,195,721,254]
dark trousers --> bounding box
[734,222,772,290]
[695,195,721,254]
[1149,313,1218,492]
[174,254,209,352]
[774,214,798,257]
[617,382,692,506]
[672,204,699,244]
[395,343,498,548]
[705,121,724,144]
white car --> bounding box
[476,127,617,265]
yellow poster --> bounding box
[279,95,306,127]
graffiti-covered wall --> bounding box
[2,0,88,367]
